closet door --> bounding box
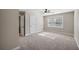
[30,16,38,33]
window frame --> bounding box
[48,16,64,28]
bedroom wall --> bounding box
[74,10,79,48]
[44,12,74,36]
[0,9,19,49]
[25,12,30,35]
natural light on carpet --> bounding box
[38,32,57,39]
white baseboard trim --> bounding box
[25,34,31,36]
[62,32,74,37]
[12,46,21,50]
[74,37,79,48]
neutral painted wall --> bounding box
[74,10,79,48]
[25,12,30,35]
[44,12,74,36]
[0,9,19,49]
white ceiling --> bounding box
[19,9,74,14]
[47,9,74,13]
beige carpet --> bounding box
[19,32,79,50]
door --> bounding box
[30,16,38,33]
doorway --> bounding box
[19,11,25,36]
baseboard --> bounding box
[74,37,79,48]
[51,32,74,37]
[25,32,42,36]
[25,33,31,36]
[12,46,21,50]
[61,32,74,37]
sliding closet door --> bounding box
[27,9,43,34]
[30,16,38,33]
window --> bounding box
[48,16,63,28]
